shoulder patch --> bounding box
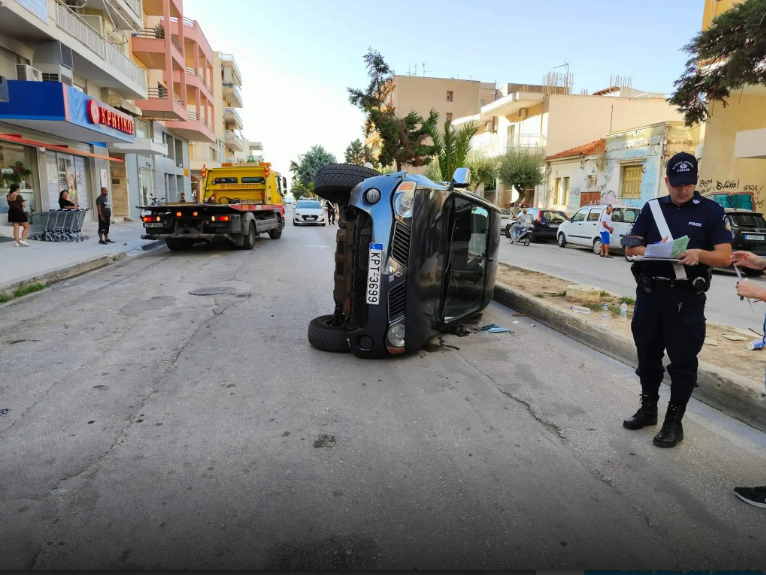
[725,216,732,232]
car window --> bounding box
[611,208,623,223]
[545,211,567,224]
[297,200,321,209]
[623,209,639,224]
[730,213,766,228]
[241,177,266,184]
[587,208,602,221]
[213,177,238,184]
[572,209,588,222]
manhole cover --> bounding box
[189,287,235,296]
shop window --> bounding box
[1,142,38,214]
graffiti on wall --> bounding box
[699,178,765,210]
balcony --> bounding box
[222,82,243,108]
[86,0,144,31]
[110,137,168,156]
[165,111,216,143]
[182,67,213,96]
[224,107,244,130]
[471,133,547,158]
[225,130,246,151]
[131,27,184,69]
[220,53,242,86]
[51,0,147,98]
[135,87,186,120]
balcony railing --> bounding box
[171,36,183,54]
[220,53,242,84]
[54,0,147,93]
[222,82,242,103]
[471,133,547,156]
[185,67,212,92]
[225,130,246,148]
[187,111,213,129]
[145,87,185,107]
[224,107,243,126]
[124,0,142,17]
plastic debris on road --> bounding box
[479,324,513,334]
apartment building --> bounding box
[696,0,766,208]
[0,0,147,224]
[456,83,685,207]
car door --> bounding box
[584,207,604,245]
[612,207,639,249]
[566,207,590,245]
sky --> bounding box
[184,0,705,186]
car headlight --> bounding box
[387,323,405,347]
[394,191,414,218]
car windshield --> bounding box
[297,200,321,209]
[544,211,567,224]
[730,213,766,228]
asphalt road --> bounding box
[498,234,766,332]
[1,220,765,570]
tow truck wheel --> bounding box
[268,227,282,239]
[166,238,193,251]
[241,221,257,250]
[308,315,350,353]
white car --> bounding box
[499,208,512,231]
[293,199,327,226]
[284,194,296,206]
[556,204,641,255]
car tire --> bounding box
[558,233,567,248]
[308,315,350,353]
[166,238,193,251]
[314,164,379,205]
[743,267,763,277]
[292,220,298,226]
[268,226,282,239]
[593,238,602,255]
[241,221,257,250]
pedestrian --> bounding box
[728,250,766,507]
[326,201,336,225]
[510,208,528,241]
[58,190,78,209]
[6,183,30,247]
[96,186,114,245]
[598,205,615,258]
[622,152,732,448]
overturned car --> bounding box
[308,164,501,358]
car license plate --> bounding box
[745,234,765,241]
[367,243,383,305]
[549,224,559,229]
[145,222,163,228]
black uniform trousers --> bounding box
[631,285,706,405]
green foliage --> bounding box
[289,145,337,188]
[13,283,44,298]
[429,121,478,182]
[344,139,377,167]
[0,294,9,303]
[533,292,545,298]
[465,151,498,192]
[669,0,766,125]
[424,160,443,182]
[348,49,439,170]
[291,180,313,201]
[622,296,636,305]
[497,148,545,194]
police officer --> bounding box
[622,152,732,448]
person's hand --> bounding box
[737,280,763,299]
[730,251,765,271]
[678,249,702,266]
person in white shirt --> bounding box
[598,205,615,258]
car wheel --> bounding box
[308,315,350,353]
[292,220,297,226]
[241,221,256,250]
[268,226,282,239]
[743,267,763,277]
[558,233,567,248]
[593,238,602,255]
[314,164,379,206]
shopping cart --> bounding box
[28,209,91,242]
[28,212,54,241]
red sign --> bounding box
[86,100,135,135]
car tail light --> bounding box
[211,216,230,222]
[176,211,182,217]
[155,216,161,222]
[536,211,542,224]
[192,211,198,217]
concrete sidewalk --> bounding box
[0,220,161,292]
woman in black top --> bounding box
[58,189,78,209]
[6,183,30,247]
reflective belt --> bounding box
[648,199,687,280]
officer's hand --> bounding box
[678,249,702,266]
[737,280,762,299]
[731,251,765,270]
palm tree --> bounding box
[428,120,478,181]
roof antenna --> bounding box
[422,61,430,77]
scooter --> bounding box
[509,225,531,247]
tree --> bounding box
[669,0,766,125]
[348,49,439,170]
[291,180,312,201]
[465,151,498,192]
[290,145,337,188]
[429,120,478,181]
[496,149,545,200]
[344,139,377,167]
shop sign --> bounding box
[87,100,135,135]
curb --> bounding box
[493,282,766,433]
[141,240,165,251]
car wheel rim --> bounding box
[594,241,601,254]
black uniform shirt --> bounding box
[629,191,732,279]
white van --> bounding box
[556,204,641,255]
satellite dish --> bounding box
[510,186,520,204]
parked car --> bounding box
[308,164,501,358]
[293,199,327,226]
[503,208,568,242]
[499,208,512,232]
[726,208,766,276]
[557,204,641,255]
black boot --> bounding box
[623,393,659,430]
[653,402,686,448]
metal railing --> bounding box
[224,107,243,126]
[123,0,142,20]
[171,36,183,54]
[173,91,185,106]
[471,133,547,156]
[185,67,212,91]
[144,87,185,107]
[222,82,242,103]
[183,16,195,28]
[54,0,146,93]
[219,53,242,84]
[187,111,211,128]
[225,130,246,148]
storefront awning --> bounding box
[0,133,123,162]
[0,81,136,145]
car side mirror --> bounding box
[450,167,471,189]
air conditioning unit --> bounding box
[42,67,74,86]
[16,65,43,82]
[35,42,74,70]
[519,108,528,119]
